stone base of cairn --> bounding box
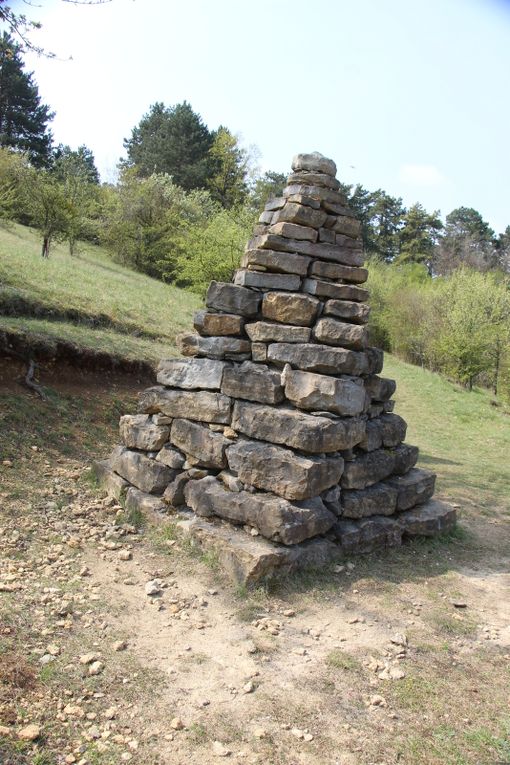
[95,152,456,584]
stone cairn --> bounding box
[95,152,456,584]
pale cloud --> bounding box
[399,164,446,187]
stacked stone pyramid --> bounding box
[95,152,456,583]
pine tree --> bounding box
[0,32,54,166]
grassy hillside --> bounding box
[0,222,201,364]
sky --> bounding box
[8,0,510,232]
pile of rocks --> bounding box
[95,152,455,584]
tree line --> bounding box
[1,31,510,398]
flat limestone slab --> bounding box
[398,499,456,536]
[157,358,228,390]
[92,459,129,500]
[119,415,170,451]
[385,468,436,510]
[138,386,232,424]
[267,342,369,375]
[283,368,366,416]
[186,518,341,586]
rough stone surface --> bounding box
[194,310,244,337]
[156,358,227,390]
[366,348,384,375]
[398,500,456,536]
[292,152,337,176]
[221,361,284,404]
[171,419,231,469]
[138,386,232,424]
[303,278,369,302]
[241,248,311,275]
[234,269,301,291]
[365,375,397,402]
[272,202,327,229]
[393,443,419,475]
[333,215,361,237]
[341,449,396,490]
[226,440,344,500]
[309,260,368,284]
[185,477,335,545]
[92,459,128,500]
[262,291,320,326]
[232,400,365,453]
[283,368,366,416]
[163,472,190,507]
[323,299,370,324]
[155,444,186,469]
[385,468,436,510]
[288,170,341,190]
[125,487,166,516]
[267,342,369,375]
[119,414,170,451]
[250,233,364,267]
[268,221,318,242]
[206,281,261,317]
[245,322,311,343]
[379,414,407,447]
[111,447,176,495]
[313,317,368,350]
[341,483,398,519]
[334,516,402,553]
[177,333,251,360]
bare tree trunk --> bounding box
[41,236,50,258]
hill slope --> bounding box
[0,223,201,365]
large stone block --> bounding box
[249,234,364,267]
[155,444,186,469]
[366,348,384,375]
[170,419,231,469]
[283,368,366,416]
[119,414,170,451]
[234,269,301,291]
[177,333,251,360]
[385,468,436,510]
[184,477,335,545]
[241,248,311,276]
[245,322,311,343]
[111,447,176,495]
[221,361,284,404]
[323,299,370,324]
[138,386,232,424]
[272,202,327,229]
[359,419,383,452]
[231,400,365,453]
[262,291,320,326]
[341,483,398,518]
[365,375,396,402]
[333,215,361,238]
[333,516,402,554]
[125,487,166,517]
[303,278,369,302]
[226,440,344,500]
[193,311,244,337]
[379,414,407,447]
[163,471,190,507]
[267,342,369,375]
[206,281,261,317]
[398,500,456,536]
[291,152,337,176]
[309,261,368,284]
[282,183,352,209]
[392,443,419,475]
[156,358,227,390]
[313,317,368,350]
[340,449,396,489]
[92,459,129,500]
[268,221,318,242]
[288,171,340,191]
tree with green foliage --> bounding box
[340,184,405,261]
[396,203,443,269]
[207,127,248,209]
[0,32,54,166]
[19,168,71,257]
[250,170,287,210]
[0,146,26,221]
[435,206,496,273]
[123,101,213,191]
[51,144,100,254]
[494,225,510,273]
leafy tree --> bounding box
[250,170,287,210]
[396,203,443,269]
[340,184,405,261]
[0,32,54,166]
[19,168,71,256]
[207,127,248,209]
[123,101,213,190]
[0,146,27,221]
[435,206,496,273]
[51,144,100,254]
[494,225,510,273]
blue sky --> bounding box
[13,0,510,232]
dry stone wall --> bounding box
[94,152,456,584]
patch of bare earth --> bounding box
[1,366,509,765]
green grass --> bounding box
[0,222,200,361]
[383,355,510,513]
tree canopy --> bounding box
[0,32,54,166]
